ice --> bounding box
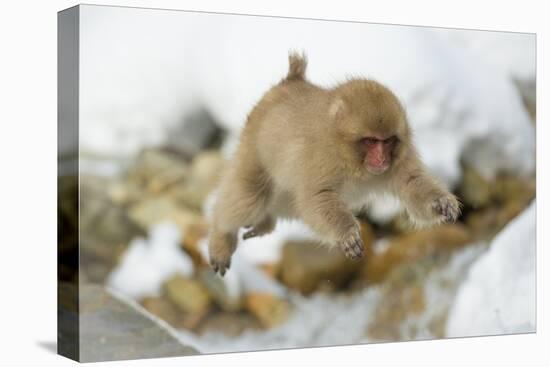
[446,201,536,337]
[106,222,194,300]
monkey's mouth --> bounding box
[365,161,390,175]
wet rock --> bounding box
[196,312,262,336]
[281,244,360,295]
[513,78,536,122]
[280,221,374,294]
[141,296,181,326]
[181,220,209,267]
[492,175,536,205]
[459,165,491,208]
[362,224,471,284]
[198,270,242,312]
[163,275,212,315]
[165,108,226,156]
[169,151,225,211]
[79,175,144,282]
[368,282,426,341]
[466,198,533,239]
[127,149,190,193]
[79,284,198,362]
[244,293,291,328]
[128,197,204,233]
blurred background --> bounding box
[58,4,536,359]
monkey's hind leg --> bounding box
[208,159,273,275]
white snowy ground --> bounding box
[446,201,536,337]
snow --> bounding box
[106,222,194,300]
[446,201,536,337]
[80,5,535,190]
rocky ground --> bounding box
[58,84,536,358]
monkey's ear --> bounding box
[329,98,347,121]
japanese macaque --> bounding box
[208,52,460,275]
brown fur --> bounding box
[208,52,460,275]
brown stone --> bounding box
[163,275,212,316]
[196,312,262,336]
[244,293,291,328]
[362,224,471,284]
[280,221,375,294]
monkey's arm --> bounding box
[296,186,364,259]
[390,156,460,226]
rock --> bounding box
[127,149,190,193]
[196,312,262,336]
[244,293,291,328]
[165,108,226,156]
[163,275,212,315]
[492,175,536,205]
[141,296,181,326]
[169,151,225,211]
[78,284,198,362]
[368,282,426,341]
[181,220,209,267]
[279,221,375,294]
[513,78,536,122]
[362,224,471,284]
[280,244,360,295]
[459,165,492,208]
[466,198,533,239]
[128,197,204,233]
[79,175,144,282]
[198,270,242,312]
[280,221,374,294]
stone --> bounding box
[141,296,181,326]
[362,224,471,284]
[279,221,374,294]
[169,151,225,211]
[196,312,262,336]
[459,165,492,209]
[244,292,291,328]
[163,274,212,315]
[181,220,210,267]
[128,197,204,233]
[164,108,226,156]
[198,270,242,312]
[78,284,198,362]
[127,149,190,192]
[79,175,144,282]
[368,282,426,341]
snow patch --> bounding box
[446,201,536,337]
[106,222,194,300]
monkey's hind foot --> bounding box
[210,256,231,276]
[242,216,275,240]
[208,231,237,277]
[339,229,365,260]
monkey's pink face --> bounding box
[359,136,398,175]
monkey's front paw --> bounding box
[209,255,232,277]
[339,230,364,260]
[432,194,461,223]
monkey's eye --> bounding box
[384,136,398,145]
[361,137,378,145]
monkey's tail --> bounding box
[286,51,308,81]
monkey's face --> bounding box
[359,136,399,174]
[332,80,410,175]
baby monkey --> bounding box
[209,52,460,275]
